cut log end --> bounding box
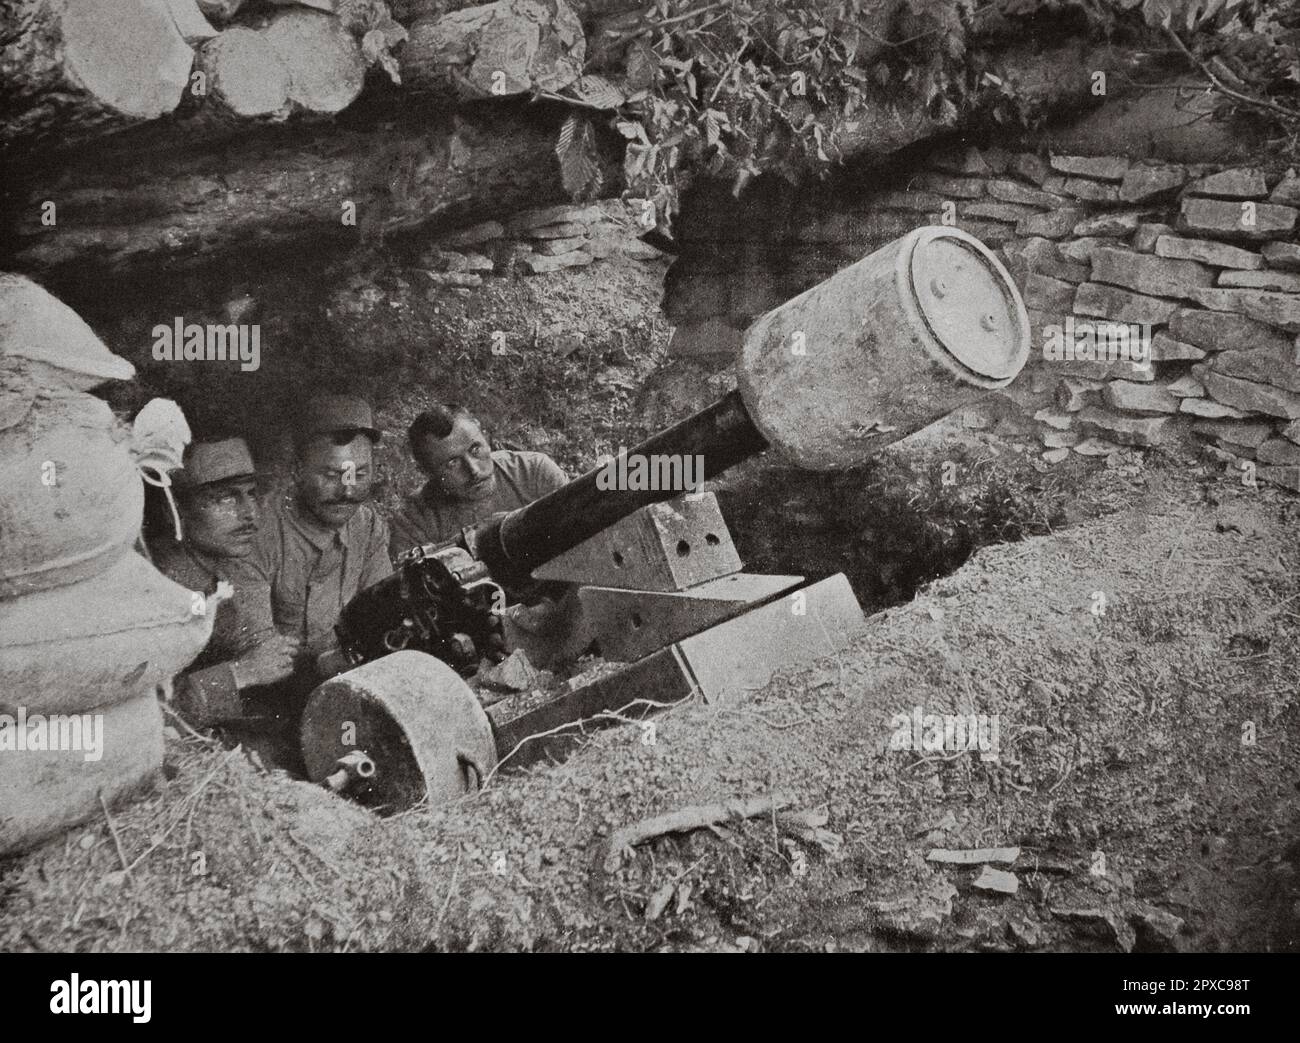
[62,0,194,119]
[261,9,365,115]
[198,28,290,118]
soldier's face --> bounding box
[183,478,261,558]
[419,417,496,502]
[295,434,374,529]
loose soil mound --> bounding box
[4,446,1297,952]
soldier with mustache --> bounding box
[250,395,393,680]
[151,438,301,762]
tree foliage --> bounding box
[556,0,1300,227]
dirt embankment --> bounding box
[4,444,1297,953]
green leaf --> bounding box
[565,75,625,110]
[555,114,603,201]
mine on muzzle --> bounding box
[301,227,1030,812]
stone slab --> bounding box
[1166,375,1205,398]
[1149,332,1206,361]
[1190,288,1300,332]
[1017,209,1087,238]
[1133,223,1176,252]
[1270,170,1300,207]
[1078,406,1169,446]
[1197,368,1300,418]
[963,201,1040,224]
[1190,419,1274,449]
[1258,437,1300,467]
[1212,346,1300,393]
[1074,282,1180,325]
[1058,177,1119,203]
[1217,269,1300,292]
[1102,380,1179,414]
[1179,197,1297,241]
[1074,211,1148,237]
[986,179,1069,208]
[1185,167,1267,199]
[1049,154,1129,180]
[1262,242,1300,271]
[521,249,593,273]
[1119,164,1187,203]
[1169,308,1293,353]
[1155,236,1262,269]
[1025,272,1077,312]
[913,173,986,198]
[1179,397,1249,418]
[1090,247,1214,299]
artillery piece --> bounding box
[300,227,1031,812]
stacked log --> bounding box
[0,274,214,857]
[403,0,585,98]
[0,0,195,149]
[1,0,592,155]
[4,106,622,274]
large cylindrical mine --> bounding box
[737,226,1030,470]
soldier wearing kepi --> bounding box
[151,438,301,756]
[253,394,393,677]
[390,402,569,557]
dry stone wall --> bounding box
[667,145,1300,493]
[425,200,666,288]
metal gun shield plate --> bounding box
[301,650,497,813]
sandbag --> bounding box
[0,272,136,391]
[0,388,143,598]
[0,688,163,858]
[0,552,214,715]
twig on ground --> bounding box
[161,702,220,746]
[434,845,463,936]
[98,792,136,890]
[484,696,690,786]
[1047,756,1074,795]
[714,705,815,730]
[603,791,793,873]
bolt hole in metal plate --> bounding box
[908,229,1029,384]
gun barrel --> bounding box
[472,389,766,587]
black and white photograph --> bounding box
[0,0,1297,993]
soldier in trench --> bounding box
[245,394,394,689]
[390,402,589,667]
[150,437,303,768]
